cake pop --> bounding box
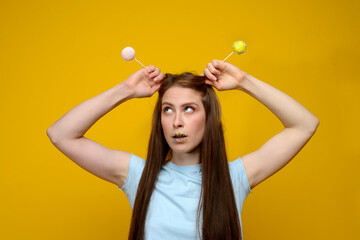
[222,40,246,63]
[121,47,148,70]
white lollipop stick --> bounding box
[222,52,234,64]
[134,57,148,70]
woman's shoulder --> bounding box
[228,157,244,168]
[129,153,146,170]
[118,153,145,192]
[228,157,252,194]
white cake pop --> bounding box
[121,47,148,70]
[121,47,135,61]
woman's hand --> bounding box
[202,59,249,91]
[123,65,164,98]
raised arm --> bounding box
[203,59,319,189]
[46,65,164,187]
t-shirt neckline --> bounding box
[166,161,202,173]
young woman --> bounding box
[47,59,319,240]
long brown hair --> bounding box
[128,72,241,240]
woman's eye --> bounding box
[184,107,194,112]
[164,107,173,113]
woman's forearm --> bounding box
[239,74,319,132]
[47,82,134,142]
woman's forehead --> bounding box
[162,86,202,105]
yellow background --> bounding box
[1,0,359,239]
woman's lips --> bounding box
[171,132,187,143]
[173,137,187,143]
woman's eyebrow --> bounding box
[162,102,199,107]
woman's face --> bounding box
[161,86,206,154]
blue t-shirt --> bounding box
[118,154,252,239]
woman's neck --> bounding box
[170,148,200,166]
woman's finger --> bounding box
[151,81,164,94]
[205,79,214,86]
[204,68,217,81]
[149,68,160,78]
[147,65,155,73]
[205,79,221,90]
[212,59,225,71]
[154,72,164,82]
[207,62,221,75]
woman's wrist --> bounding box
[237,73,255,93]
[110,82,135,106]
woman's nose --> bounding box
[173,114,184,128]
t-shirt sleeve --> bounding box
[118,153,146,209]
[229,157,252,212]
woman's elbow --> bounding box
[296,114,319,136]
[46,126,60,144]
[46,127,55,142]
[307,116,320,135]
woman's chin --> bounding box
[170,144,200,155]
